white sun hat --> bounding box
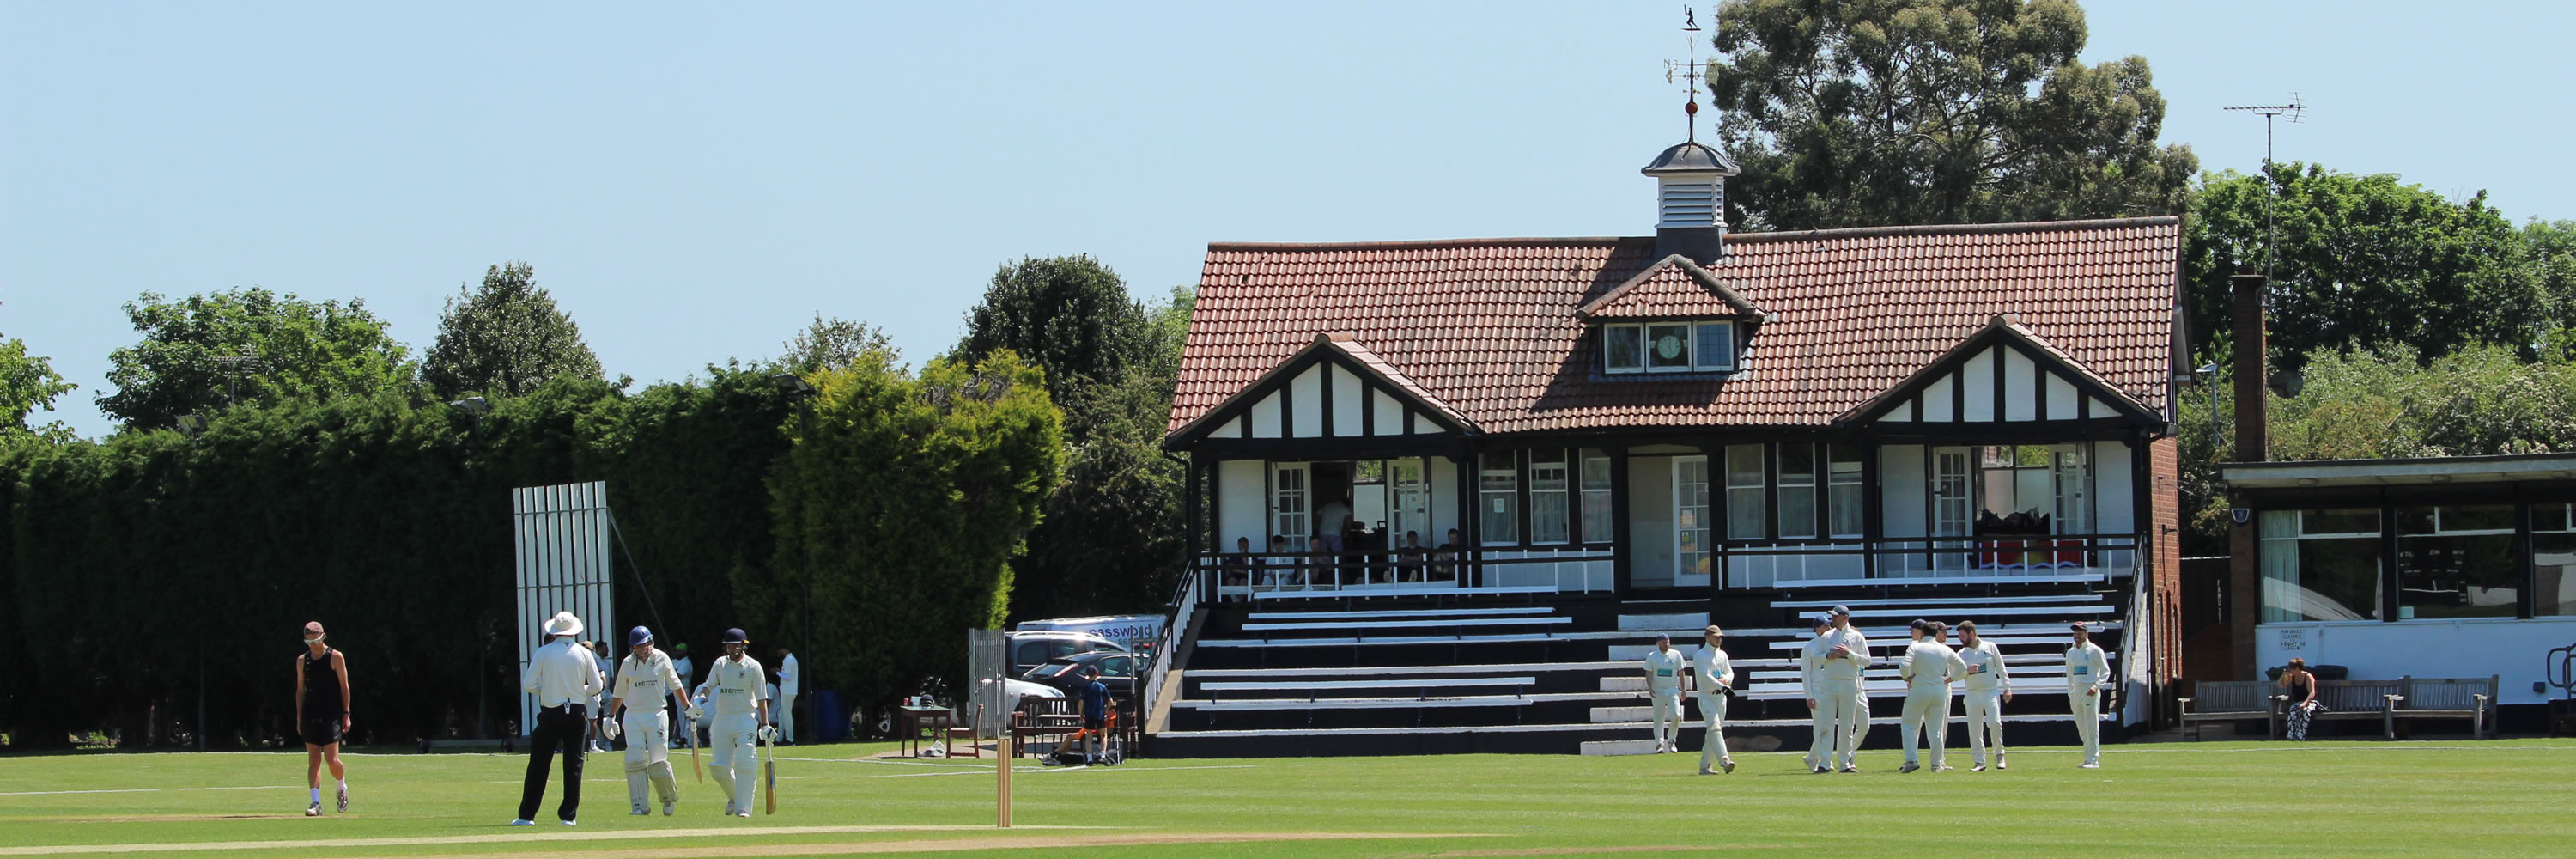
[545,611,584,638]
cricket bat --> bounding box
[762,734,778,814]
[683,707,704,784]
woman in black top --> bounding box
[296,621,352,815]
[2279,657,2321,740]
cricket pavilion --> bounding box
[1133,128,2188,758]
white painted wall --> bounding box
[1412,412,1439,435]
[1880,445,1928,539]
[2256,618,2576,706]
[1216,460,1267,550]
[2003,350,2037,422]
[2093,442,2135,533]
[1290,365,1323,437]
[1629,456,1676,587]
[1925,377,1955,422]
[1371,389,1402,436]
[1217,416,1242,438]
[1331,366,1364,437]
[1962,347,1996,421]
[2046,374,2079,420]
[1430,456,1460,540]
[1250,392,1282,438]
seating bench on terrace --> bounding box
[1772,594,2103,609]
[1245,606,1557,621]
[1240,617,1574,632]
[1200,677,1537,702]
[2389,675,2499,740]
[2178,680,2277,740]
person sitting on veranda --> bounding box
[1395,530,1425,583]
[1432,527,1465,583]
[1219,536,1255,600]
[1261,534,1297,591]
[1311,525,1344,589]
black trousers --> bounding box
[518,704,587,822]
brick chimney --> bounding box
[2230,265,2267,463]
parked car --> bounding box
[1018,649,1140,699]
[1005,630,1127,674]
[1004,678,1064,717]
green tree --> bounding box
[2184,164,2546,370]
[2524,219,2576,358]
[422,262,604,399]
[777,313,896,375]
[95,288,414,431]
[1,316,77,442]
[1708,0,2196,230]
[953,256,1150,442]
[758,350,1062,712]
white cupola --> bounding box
[1640,140,1740,265]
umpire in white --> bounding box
[515,611,606,825]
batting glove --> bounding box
[598,719,620,740]
[757,724,779,743]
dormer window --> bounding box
[1604,320,1735,374]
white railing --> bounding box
[1137,565,1203,740]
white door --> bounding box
[1272,463,1310,553]
[1931,447,1972,572]
[1674,455,1713,588]
[1390,459,1430,546]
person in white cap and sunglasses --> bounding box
[1808,605,1873,772]
[1641,632,1685,753]
[690,627,772,817]
[1897,620,1967,773]
[1953,620,2012,771]
[515,611,606,825]
[606,625,689,816]
[2065,622,2111,769]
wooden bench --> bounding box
[2387,675,2498,740]
[1200,676,1534,702]
[2286,679,2404,739]
[1009,698,1084,756]
[2179,680,2278,740]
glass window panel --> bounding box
[1676,457,1712,576]
[1725,445,1764,486]
[1479,452,1517,545]
[1693,323,1735,370]
[2537,533,2576,617]
[1528,449,1569,490]
[1778,443,1816,484]
[1528,449,1569,544]
[1779,484,1818,539]
[2398,506,2518,618]
[2534,503,2571,533]
[1605,326,1643,373]
[1579,449,1613,544]
[2260,509,2384,623]
[1647,323,1692,369]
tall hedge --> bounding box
[757,350,1062,711]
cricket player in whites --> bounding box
[1897,620,1967,773]
[1642,632,1685,753]
[690,628,774,817]
[606,626,687,816]
[1807,606,1873,772]
[1691,625,1735,775]
[1799,614,1832,771]
[2064,623,2111,769]
[1954,620,2011,771]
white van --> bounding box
[1003,630,1127,674]
[1012,614,1166,652]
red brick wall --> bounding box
[2149,437,2183,684]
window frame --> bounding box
[1527,448,1571,545]
[1776,443,1820,539]
[1479,450,1520,546]
[1603,325,1644,375]
[1645,323,1694,373]
[1692,322,1735,372]
[1578,448,1614,546]
[1826,443,1864,539]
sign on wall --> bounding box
[513,481,616,736]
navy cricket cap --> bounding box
[1909,619,1931,632]
[721,628,749,644]
[1830,605,1851,617]
[1655,632,1671,642]
[628,626,653,647]
[1812,613,1833,628]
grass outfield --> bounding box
[0,740,2565,857]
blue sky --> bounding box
[6,1,2569,440]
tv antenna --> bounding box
[1663,6,1704,142]
[2224,94,2306,284]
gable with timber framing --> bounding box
[1841,315,2162,427]
[1163,332,1474,449]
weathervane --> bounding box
[1664,6,1704,142]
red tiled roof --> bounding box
[1575,254,1762,320]
[1168,217,2180,436]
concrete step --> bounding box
[1579,738,1662,756]
[1618,612,1709,631]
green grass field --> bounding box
[1,740,2566,857]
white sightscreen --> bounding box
[514,481,616,736]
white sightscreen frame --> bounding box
[514,481,616,737]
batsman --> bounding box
[690,627,773,818]
[605,626,690,816]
